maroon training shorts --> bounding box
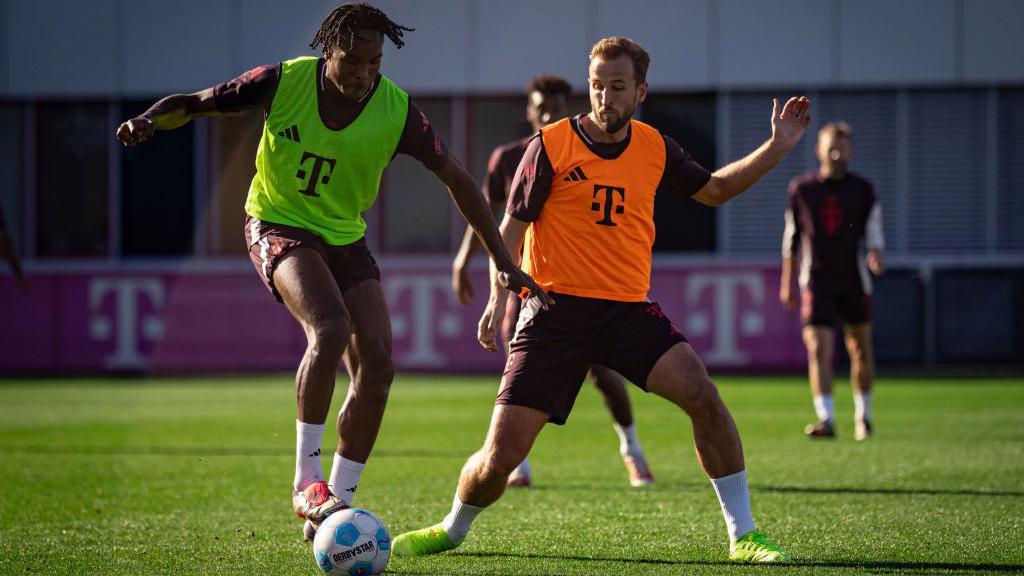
[801,287,871,327]
[497,293,687,425]
[244,217,381,303]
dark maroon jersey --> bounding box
[483,137,531,204]
[783,171,883,292]
[211,60,448,171]
[507,114,711,221]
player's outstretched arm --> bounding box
[115,88,219,148]
[434,156,553,309]
[693,96,811,207]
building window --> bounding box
[120,100,195,257]
[36,102,109,257]
[0,105,23,253]
[642,93,718,252]
[209,108,263,257]
[380,98,452,253]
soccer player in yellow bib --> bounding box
[115,2,550,541]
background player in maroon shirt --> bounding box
[452,75,657,489]
[780,122,885,441]
[0,205,28,295]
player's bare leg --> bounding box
[646,342,743,477]
[646,342,787,561]
[589,366,654,486]
[844,323,874,440]
[329,278,396,502]
[275,248,352,532]
[393,404,549,555]
[802,326,836,437]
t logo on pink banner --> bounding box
[88,278,166,370]
[684,272,765,366]
[386,275,462,368]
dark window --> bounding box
[0,104,23,252]
[380,98,452,253]
[120,100,195,257]
[36,102,109,257]
[210,108,263,257]
[642,94,717,252]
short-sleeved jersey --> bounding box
[483,137,531,204]
[515,117,689,302]
[783,171,883,292]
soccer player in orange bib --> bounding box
[395,37,810,563]
[452,75,656,489]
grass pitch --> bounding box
[0,375,1022,575]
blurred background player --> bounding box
[0,205,28,295]
[452,75,655,488]
[780,122,885,441]
[115,1,547,541]
[396,36,810,563]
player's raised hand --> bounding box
[116,117,155,148]
[771,96,811,151]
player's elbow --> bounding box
[693,177,728,207]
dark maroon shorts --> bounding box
[497,293,687,425]
[244,217,381,303]
[801,287,871,327]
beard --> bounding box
[594,106,635,135]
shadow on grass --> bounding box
[3,444,1022,498]
[528,481,1024,498]
[0,444,467,459]
[453,551,1024,574]
[750,484,1024,498]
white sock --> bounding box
[294,420,326,491]
[613,422,644,458]
[854,392,872,422]
[812,394,834,423]
[328,454,366,506]
[710,469,756,542]
[511,456,532,479]
[442,495,484,543]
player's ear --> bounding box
[636,81,648,105]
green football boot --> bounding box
[392,523,461,557]
[729,531,790,563]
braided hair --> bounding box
[310,3,414,56]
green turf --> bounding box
[1,375,1022,575]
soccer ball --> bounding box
[312,508,391,576]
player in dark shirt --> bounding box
[115,2,548,541]
[0,205,28,295]
[780,122,885,441]
[452,76,657,489]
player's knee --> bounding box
[681,377,726,420]
[483,447,526,478]
[804,337,820,357]
[309,318,349,356]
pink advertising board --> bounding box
[0,263,805,374]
